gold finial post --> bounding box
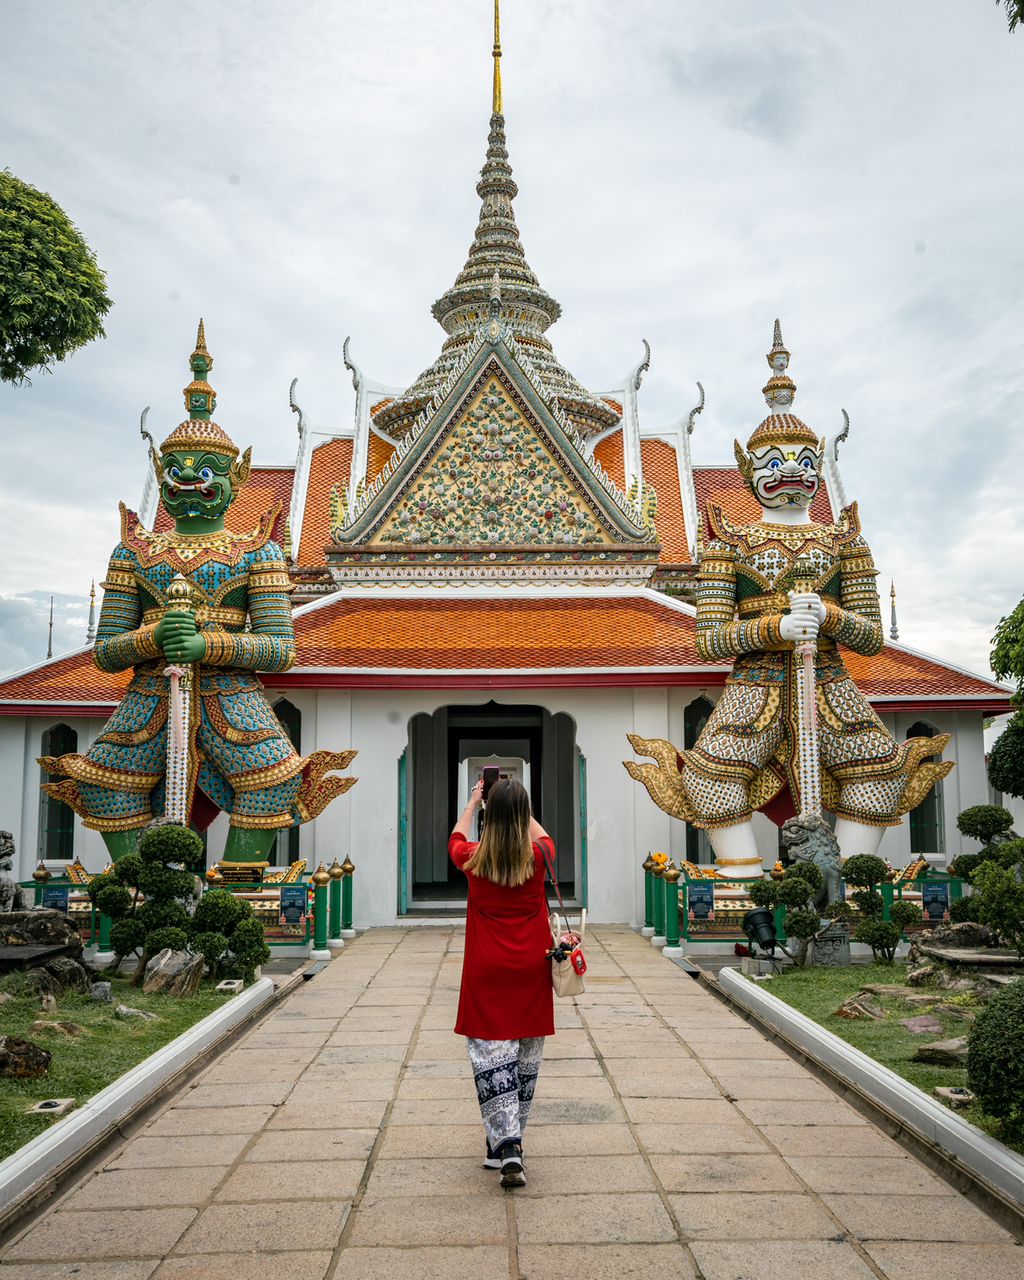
[492,0,503,114]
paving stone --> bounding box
[346,1195,507,1246]
[709,1073,835,1101]
[516,1243,696,1279]
[174,1201,349,1253]
[624,1097,740,1124]
[174,1082,293,1108]
[144,1106,274,1137]
[151,1255,333,1280]
[650,1152,801,1193]
[63,1166,228,1209]
[388,1097,484,1125]
[519,1155,656,1195]
[245,1127,377,1162]
[216,1158,364,1201]
[532,1075,616,1100]
[758,1124,904,1158]
[314,1043,408,1063]
[634,1123,768,1154]
[691,1240,878,1280]
[3,1210,197,1261]
[515,1192,676,1244]
[668,1192,837,1240]
[377,1124,483,1159]
[698,1056,812,1077]
[0,1266,160,1280]
[287,1078,396,1104]
[734,1099,868,1126]
[605,1070,721,1100]
[823,1194,1014,1242]
[529,1098,628,1125]
[788,1154,955,1195]
[268,1099,388,1129]
[395,1075,484,1100]
[365,1156,501,1197]
[330,1246,509,1279]
[522,1124,639,1157]
[862,1242,1024,1279]
[199,1059,307,1085]
[108,1134,250,1169]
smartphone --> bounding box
[481,766,500,802]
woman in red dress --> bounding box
[449,777,555,1188]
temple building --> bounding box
[0,16,1012,922]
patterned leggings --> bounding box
[466,1037,545,1152]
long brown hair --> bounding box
[463,778,535,887]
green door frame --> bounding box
[397,749,409,915]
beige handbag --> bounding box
[542,842,587,997]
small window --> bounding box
[38,723,78,860]
[906,721,944,856]
[273,700,301,867]
[684,697,715,865]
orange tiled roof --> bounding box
[693,465,834,530]
[641,439,689,563]
[297,437,354,566]
[154,467,294,542]
[365,432,396,485]
[593,431,625,490]
[291,594,706,671]
[0,649,130,709]
[846,645,1006,701]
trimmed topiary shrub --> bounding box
[843,854,889,891]
[948,896,975,924]
[229,916,271,983]
[971,861,1024,957]
[956,805,1014,844]
[854,917,901,963]
[967,978,1024,1140]
[988,713,1024,801]
[890,899,924,934]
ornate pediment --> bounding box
[326,338,659,585]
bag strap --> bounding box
[540,839,580,944]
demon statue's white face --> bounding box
[748,440,821,510]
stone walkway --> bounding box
[1,927,1021,1280]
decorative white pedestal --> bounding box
[309,949,332,962]
[640,927,655,938]
[327,939,345,952]
[651,934,667,949]
[662,945,684,959]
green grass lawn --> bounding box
[760,962,1021,1153]
[0,973,229,1162]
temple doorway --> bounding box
[399,701,584,912]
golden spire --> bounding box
[492,0,503,115]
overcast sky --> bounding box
[1,0,1021,680]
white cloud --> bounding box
[0,0,1021,682]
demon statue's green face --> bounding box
[159,449,236,522]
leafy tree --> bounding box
[890,899,923,934]
[972,859,1024,956]
[0,171,111,384]
[988,715,1024,801]
[998,1,1024,35]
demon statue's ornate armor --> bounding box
[627,323,952,877]
[41,324,355,861]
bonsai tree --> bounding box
[842,853,889,918]
[854,916,902,963]
[956,805,1014,845]
[88,822,202,981]
[968,978,1024,1141]
[0,170,112,384]
[969,842,1024,957]
[191,888,269,982]
[890,898,923,936]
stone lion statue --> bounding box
[0,831,26,913]
[780,814,842,909]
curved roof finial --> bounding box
[492,0,503,114]
[832,407,851,460]
[687,381,705,435]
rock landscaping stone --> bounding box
[934,1086,974,1108]
[925,922,1000,950]
[935,1003,976,1021]
[0,908,84,956]
[899,1015,945,1035]
[835,997,883,1020]
[89,980,113,1003]
[29,1020,84,1037]
[142,948,204,998]
[906,964,937,986]
[0,990,12,1005]
[115,1003,159,1022]
[39,992,57,1015]
[913,1037,968,1067]
[0,1035,51,1077]
[44,955,90,993]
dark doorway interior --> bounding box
[408,702,579,905]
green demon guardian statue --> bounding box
[41,323,356,861]
[626,323,952,877]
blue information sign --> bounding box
[279,885,308,934]
[687,883,715,920]
[41,885,70,912]
[921,882,950,922]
